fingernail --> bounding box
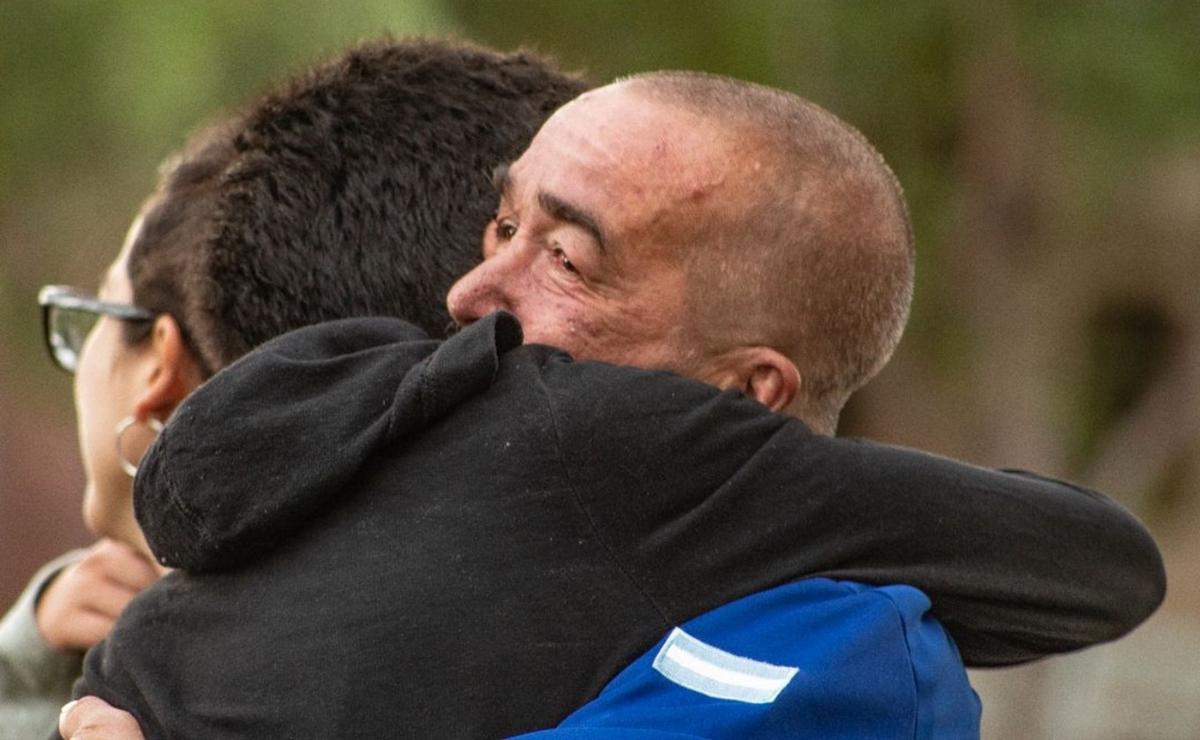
[59,699,78,719]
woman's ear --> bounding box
[132,315,205,421]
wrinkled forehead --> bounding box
[515,86,736,246]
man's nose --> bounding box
[446,249,520,327]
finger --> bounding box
[63,609,122,650]
[58,699,80,736]
[89,541,161,591]
[77,580,144,621]
[60,696,145,740]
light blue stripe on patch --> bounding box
[651,627,799,704]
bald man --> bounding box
[64,72,1162,738]
[448,71,914,438]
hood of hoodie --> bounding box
[135,312,524,573]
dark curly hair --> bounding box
[125,38,589,373]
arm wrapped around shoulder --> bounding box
[542,354,1166,668]
[773,436,1166,667]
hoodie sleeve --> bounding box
[135,314,522,573]
[539,354,1165,668]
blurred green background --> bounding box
[2,2,1198,736]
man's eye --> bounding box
[553,248,579,275]
[494,219,518,240]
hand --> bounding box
[59,697,145,740]
[36,539,161,652]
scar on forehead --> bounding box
[683,171,727,202]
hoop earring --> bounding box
[115,415,165,478]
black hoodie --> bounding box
[73,312,1164,739]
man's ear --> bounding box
[132,315,205,421]
[742,347,801,412]
[705,346,801,412]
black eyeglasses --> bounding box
[38,285,155,373]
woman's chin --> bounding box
[81,484,134,544]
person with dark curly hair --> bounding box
[9,37,587,739]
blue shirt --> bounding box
[520,578,980,739]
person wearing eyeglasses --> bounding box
[0,281,167,740]
[0,39,588,739]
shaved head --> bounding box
[449,71,913,434]
[623,72,914,432]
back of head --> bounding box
[625,72,914,434]
[127,38,589,373]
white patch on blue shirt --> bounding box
[651,627,799,704]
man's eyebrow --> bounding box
[538,191,607,253]
[491,163,607,251]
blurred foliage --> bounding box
[0,1,450,190]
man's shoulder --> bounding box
[538,579,980,740]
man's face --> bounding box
[447,84,733,375]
